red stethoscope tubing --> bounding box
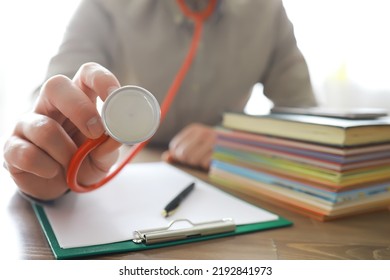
[66,0,218,193]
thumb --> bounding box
[89,138,122,172]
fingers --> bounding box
[161,150,174,163]
[3,113,77,194]
[73,62,120,101]
[167,123,216,170]
[3,139,69,200]
[10,172,69,201]
[88,139,121,172]
[3,62,124,200]
[35,74,105,139]
[3,114,120,199]
[35,63,121,140]
[4,136,61,179]
[3,137,68,201]
[14,114,77,168]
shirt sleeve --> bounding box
[45,0,118,80]
[261,1,317,108]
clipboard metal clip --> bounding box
[132,218,236,244]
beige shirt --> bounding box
[46,0,316,145]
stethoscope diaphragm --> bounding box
[101,86,160,145]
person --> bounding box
[3,0,317,201]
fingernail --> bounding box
[87,116,105,138]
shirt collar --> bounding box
[165,0,223,25]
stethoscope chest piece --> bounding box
[101,86,161,145]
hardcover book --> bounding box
[222,112,390,146]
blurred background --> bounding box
[1,0,390,137]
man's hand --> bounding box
[162,123,216,170]
[3,62,122,201]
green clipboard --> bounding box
[33,203,292,259]
[32,162,293,259]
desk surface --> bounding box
[1,147,390,260]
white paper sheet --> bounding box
[43,162,278,249]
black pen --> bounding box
[162,182,195,217]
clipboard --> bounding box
[32,163,292,259]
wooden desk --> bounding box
[1,147,389,260]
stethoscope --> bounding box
[66,0,218,193]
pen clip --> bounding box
[132,218,236,244]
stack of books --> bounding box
[209,111,390,221]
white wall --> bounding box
[283,0,390,110]
[0,0,80,137]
